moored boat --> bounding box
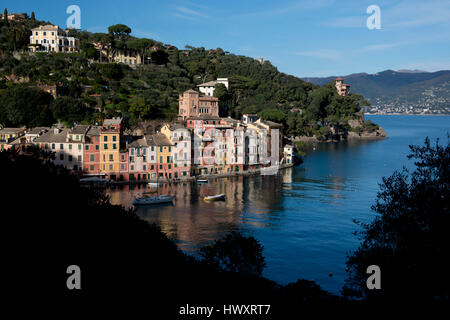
[197,179,208,183]
[204,194,225,201]
[133,194,174,206]
[148,182,160,187]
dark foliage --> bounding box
[344,136,450,302]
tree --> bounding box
[50,96,88,125]
[344,137,450,302]
[126,38,154,65]
[151,49,169,65]
[0,84,53,127]
[30,11,35,20]
[108,24,132,42]
[258,108,286,124]
[3,8,8,25]
[199,232,266,276]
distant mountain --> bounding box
[302,70,450,113]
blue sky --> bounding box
[4,0,450,77]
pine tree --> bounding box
[31,11,35,20]
[3,8,8,24]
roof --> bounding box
[336,77,343,80]
[0,127,26,134]
[199,96,219,101]
[26,127,50,135]
[34,128,70,143]
[103,118,122,126]
[86,126,100,136]
[146,134,172,146]
[129,136,148,147]
[31,24,60,31]
[184,89,198,94]
[197,80,217,87]
[165,123,186,131]
[188,114,221,120]
[259,119,283,128]
[70,125,90,135]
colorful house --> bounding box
[0,127,26,151]
[83,126,101,175]
[100,118,122,180]
[161,123,191,179]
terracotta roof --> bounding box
[86,126,100,136]
[103,118,122,126]
[34,128,70,143]
[336,77,343,80]
[70,125,90,135]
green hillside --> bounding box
[0,13,375,139]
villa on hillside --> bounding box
[178,89,219,120]
[29,24,80,53]
[197,78,229,97]
[335,78,350,96]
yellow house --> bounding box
[100,118,122,179]
[29,24,80,53]
[152,134,173,179]
[0,127,26,151]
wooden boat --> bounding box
[197,179,208,183]
[133,194,174,206]
[204,194,225,201]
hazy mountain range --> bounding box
[302,70,450,113]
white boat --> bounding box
[197,179,208,183]
[148,182,160,187]
[260,165,280,176]
[133,194,174,206]
[204,194,225,201]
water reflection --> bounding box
[107,173,287,250]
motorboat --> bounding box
[79,177,111,184]
[133,194,174,206]
[204,194,225,201]
[197,179,208,183]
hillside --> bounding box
[0,13,380,140]
[303,70,450,114]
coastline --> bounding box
[109,162,296,185]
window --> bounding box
[159,165,162,170]
[112,136,117,142]
[95,145,99,151]
[183,171,187,176]
[78,155,82,162]
[112,144,117,150]
[78,144,81,150]
[121,164,124,170]
[85,145,89,151]
[43,32,46,36]
[90,165,94,171]
[69,144,72,150]
[130,156,134,163]
[90,155,94,162]
[69,135,73,140]
[151,155,154,161]
[109,164,113,170]
[169,146,171,152]
[131,148,134,155]
[168,164,171,169]
[68,155,72,162]
[143,165,146,170]
[52,143,55,150]
[160,156,163,163]
[160,147,163,152]
[104,136,108,142]
[104,144,108,150]
[143,148,146,155]
[109,154,113,161]
[151,165,154,170]
[167,156,171,163]
[60,154,64,160]
[151,146,154,151]
[130,165,134,171]
[60,144,64,150]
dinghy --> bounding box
[133,194,174,206]
[204,194,225,201]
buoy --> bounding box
[328,272,333,277]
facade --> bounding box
[335,78,350,96]
[0,127,26,151]
[197,78,229,97]
[161,123,191,179]
[29,25,79,53]
[283,145,293,164]
[83,126,101,175]
[153,134,173,180]
[242,114,259,124]
[1,13,27,21]
[92,43,143,65]
[178,90,219,120]
[100,118,122,179]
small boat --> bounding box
[197,179,208,184]
[133,194,174,206]
[204,194,225,201]
[260,165,280,176]
[80,177,111,184]
[148,182,160,187]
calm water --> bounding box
[107,115,450,294]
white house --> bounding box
[197,78,229,97]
